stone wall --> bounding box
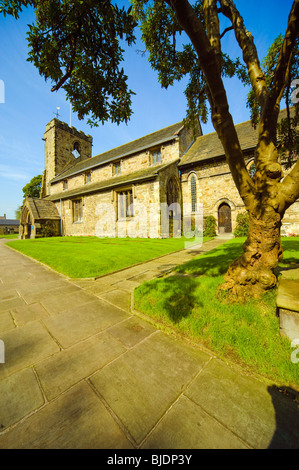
[44,119,92,196]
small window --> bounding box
[113,161,121,175]
[63,180,68,190]
[152,149,161,165]
[118,190,133,219]
[85,171,91,184]
[72,199,83,223]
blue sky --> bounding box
[0,0,294,218]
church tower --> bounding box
[42,118,93,197]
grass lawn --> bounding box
[0,234,19,239]
[6,235,208,278]
[134,237,299,389]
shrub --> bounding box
[203,215,217,237]
[234,212,249,237]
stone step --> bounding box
[277,279,299,341]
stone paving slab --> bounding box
[142,395,248,449]
[98,289,132,311]
[0,381,133,449]
[107,316,157,349]
[40,289,97,315]
[184,358,299,449]
[90,331,210,445]
[0,321,60,380]
[35,331,126,400]
[10,302,49,327]
[43,299,129,348]
[0,312,15,334]
[0,368,44,432]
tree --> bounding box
[1,0,299,300]
[22,174,42,199]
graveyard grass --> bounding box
[6,235,208,278]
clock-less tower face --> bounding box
[43,118,92,196]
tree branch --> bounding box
[168,0,255,207]
[220,25,233,39]
[279,159,299,211]
[261,0,299,136]
[219,0,268,109]
[203,0,222,70]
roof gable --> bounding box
[179,108,290,167]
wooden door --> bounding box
[218,203,232,233]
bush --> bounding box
[203,215,217,237]
[40,220,58,238]
[234,212,249,237]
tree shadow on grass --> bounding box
[137,275,202,323]
[176,242,244,277]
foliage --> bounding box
[203,215,217,237]
[15,205,22,220]
[234,211,249,237]
[22,174,42,199]
[0,0,32,18]
[40,220,57,237]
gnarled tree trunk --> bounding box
[220,205,284,301]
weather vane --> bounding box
[54,106,61,119]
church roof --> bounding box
[47,162,176,201]
[24,197,60,220]
[50,121,184,184]
[179,108,290,167]
[0,219,19,226]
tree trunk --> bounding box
[219,203,284,301]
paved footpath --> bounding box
[0,237,298,449]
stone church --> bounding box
[19,109,299,239]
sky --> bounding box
[0,0,295,219]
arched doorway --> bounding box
[218,203,232,233]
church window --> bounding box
[118,190,133,219]
[190,174,197,212]
[114,161,121,175]
[72,199,83,223]
[152,149,161,165]
[85,171,91,184]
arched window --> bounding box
[190,174,197,212]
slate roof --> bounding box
[47,161,176,202]
[0,219,19,226]
[179,108,290,167]
[50,121,184,184]
[25,197,60,220]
